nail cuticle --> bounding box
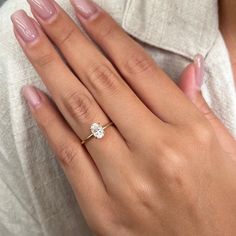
[71,0,98,19]
[28,0,57,20]
[22,85,42,109]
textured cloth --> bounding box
[0,0,235,235]
[0,0,6,7]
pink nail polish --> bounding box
[71,0,98,19]
[11,10,38,43]
[194,54,205,89]
[22,85,42,109]
[27,0,57,20]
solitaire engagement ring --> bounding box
[81,122,113,145]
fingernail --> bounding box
[194,54,205,89]
[22,85,42,109]
[71,0,98,19]
[27,0,57,20]
[11,10,39,43]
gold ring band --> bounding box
[81,122,113,145]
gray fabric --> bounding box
[0,0,6,7]
[0,0,235,235]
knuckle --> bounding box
[57,142,78,166]
[98,24,114,40]
[96,18,117,41]
[202,110,216,122]
[124,52,155,75]
[161,160,197,209]
[155,143,187,186]
[161,158,188,189]
[164,166,185,187]
[192,121,214,145]
[33,52,56,68]
[131,180,155,211]
[64,91,95,123]
[26,39,57,68]
[88,64,120,94]
[57,27,77,46]
[195,97,216,120]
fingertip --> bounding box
[21,85,43,110]
[193,54,205,88]
[10,9,26,22]
[11,9,41,47]
[70,0,102,23]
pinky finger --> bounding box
[22,85,108,224]
[179,55,236,154]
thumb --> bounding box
[179,54,235,153]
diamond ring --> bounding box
[81,122,114,145]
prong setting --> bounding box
[90,123,105,139]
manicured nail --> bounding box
[71,0,98,19]
[27,0,57,20]
[194,54,204,89]
[22,85,42,109]
[11,10,38,43]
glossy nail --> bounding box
[194,54,204,89]
[71,0,98,19]
[22,85,42,109]
[27,0,57,20]
[11,10,38,43]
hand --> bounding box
[11,0,236,235]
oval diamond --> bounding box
[90,123,105,139]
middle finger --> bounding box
[27,0,164,144]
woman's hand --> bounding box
[11,0,236,235]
